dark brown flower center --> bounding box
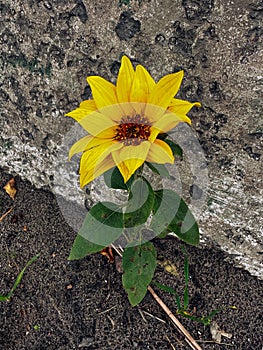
[114,114,151,146]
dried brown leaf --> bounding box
[3,178,17,200]
[100,247,114,263]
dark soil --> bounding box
[0,169,262,350]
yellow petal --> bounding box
[69,135,93,159]
[112,141,151,182]
[146,139,174,164]
[84,136,116,149]
[115,161,135,184]
[87,76,118,108]
[79,99,97,110]
[130,65,156,103]
[80,155,116,188]
[152,110,191,133]
[116,158,145,183]
[80,141,123,187]
[147,71,184,117]
[65,100,97,122]
[168,99,201,115]
[69,135,115,160]
[115,141,151,163]
[148,126,161,143]
[116,56,135,103]
[75,110,117,137]
[96,103,124,123]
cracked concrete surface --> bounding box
[1,0,262,278]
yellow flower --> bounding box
[66,56,200,188]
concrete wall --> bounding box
[1,0,262,277]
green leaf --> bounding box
[163,139,183,158]
[0,254,39,301]
[201,309,220,325]
[68,234,105,260]
[177,309,220,325]
[157,229,170,239]
[124,177,155,228]
[122,242,157,306]
[146,162,170,178]
[104,166,133,190]
[175,294,182,310]
[152,281,177,295]
[69,202,124,260]
[153,281,182,310]
[151,189,199,245]
[183,250,189,286]
[183,249,189,309]
[183,287,189,310]
[156,132,168,140]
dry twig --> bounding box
[148,285,202,350]
[107,314,115,328]
[0,206,14,222]
[165,335,177,350]
[142,310,166,323]
[97,305,117,315]
[138,307,148,323]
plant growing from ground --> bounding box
[66,55,201,306]
[0,254,39,301]
[154,247,220,326]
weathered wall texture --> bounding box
[1,0,262,277]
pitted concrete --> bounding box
[1,0,262,278]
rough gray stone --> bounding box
[115,11,141,40]
[1,0,262,278]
